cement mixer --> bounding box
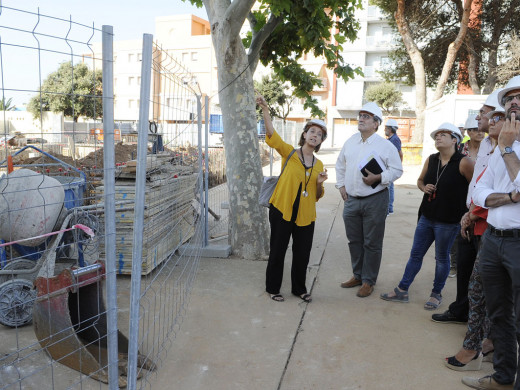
[0,168,66,247]
[0,148,88,327]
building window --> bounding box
[129,77,134,85]
[191,52,198,61]
[129,99,134,109]
[128,53,134,62]
[137,53,142,61]
[182,52,189,63]
[137,76,141,85]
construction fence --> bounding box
[0,5,229,390]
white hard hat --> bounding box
[430,122,462,143]
[484,88,501,109]
[498,76,520,107]
[305,118,327,132]
[385,118,398,128]
[485,107,506,118]
[304,118,327,140]
[464,115,478,129]
[360,102,383,123]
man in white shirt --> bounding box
[335,102,403,298]
[462,76,520,390]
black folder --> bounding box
[360,158,383,188]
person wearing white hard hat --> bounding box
[384,118,403,215]
[256,94,328,304]
[444,107,506,373]
[463,77,520,390]
[458,122,470,143]
[381,122,473,310]
[335,102,403,298]
[460,115,485,161]
[433,89,503,326]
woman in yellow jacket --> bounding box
[257,95,328,303]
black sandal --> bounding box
[299,293,312,303]
[270,294,285,302]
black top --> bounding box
[419,152,469,224]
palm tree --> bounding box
[0,97,15,111]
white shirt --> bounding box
[473,140,520,229]
[335,132,403,197]
[466,136,494,207]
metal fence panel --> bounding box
[0,5,233,390]
[0,5,119,389]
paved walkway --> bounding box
[151,148,491,390]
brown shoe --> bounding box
[357,283,374,298]
[340,277,362,288]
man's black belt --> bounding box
[488,225,520,238]
[349,188,388,200]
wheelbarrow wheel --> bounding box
[0,259,39,284]
[0,278,36,327]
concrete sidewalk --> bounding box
[151,149,490,390]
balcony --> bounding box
[366,35,394,50]
[313,77,328,92]
[367,6,385,20]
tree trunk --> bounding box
[433,0,473,100]
[466,37,480,94]
[483,45,498,94]
[211,23,270,259]
[395,0,426,144]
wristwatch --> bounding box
[501,146,514,157]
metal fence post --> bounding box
[197,96,207,247]
[127,33,153,390]
[101,25,119,390]
[204,95,209,247]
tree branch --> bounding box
[433,0,473,100]
[247,13,284,73]
[224,0,257,37]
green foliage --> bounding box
[184,0,364,116]
[373,0,520,92]
[0,97,15,111]
[28,62,103,121]
[254,73,295,121]
[247,0,363,116]
[364,83,403,114]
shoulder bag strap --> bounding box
[279,149,296,177]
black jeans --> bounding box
[448,235,479,320]
[265,205,315,296]
[479,229,520,387]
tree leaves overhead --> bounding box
[28,61,103,122]
[373,0,520,92]
[247,0,363,116]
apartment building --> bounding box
[98,3,417,146]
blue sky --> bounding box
[1,1,208,106]
[7,0,208,40]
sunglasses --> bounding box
[502,93,520,105]
[358,113,373,120]
[490,115,505,124]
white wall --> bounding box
[422,94,486,163]
[1,111,63,143]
